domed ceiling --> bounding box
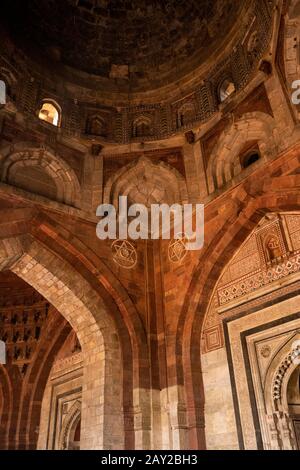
[1,0,248,91]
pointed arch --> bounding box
[206,112,279,193]
[174,171,300,449]
[59,400,81,450]
[0,143,81,207]
[104,156,188,208]
[0,212,151,449]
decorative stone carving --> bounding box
[0,286,50,377]
[273,346,300,402]
[261,346,272,358]
[265,235,282,262]
[112,240,137,269]
[206,111,277,194]
[256,217,288,266]
[203,213,300,356]
[217,253,300,306]
[60,400,81,451]
[103,156,188,208]
[132,115,153,138]
[177,103,196,128]
[168,234,189,264]
[86,115,107,137]
[0,1,275,143]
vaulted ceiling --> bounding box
[1,0,248,90]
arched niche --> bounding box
[38,100,61,127]
[0,238,125,450]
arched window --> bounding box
[69,419,81,451]
[60,403,81,450]
[38,101,61,127]
[265,235,282,262]
[0,68,17,102]
[241,151,261,169]
[219,79,236,103]
[86,115,106,137]
[132,116,152,138]
[287,366,300,449]
[177,104,195,127]
[248,31,259,54]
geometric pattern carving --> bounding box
[202,325,224,354]
[112,240,137,269]
[256,217,288,267]
[218,253,300,306]
[285,214,300,252]
[203,214,300,355]
[0,297,50,377]
[104,156,188,208]
[168,234,189,264]
[273,344,300,402]
[260,345,272,358]
[60,400,81,451]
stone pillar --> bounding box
[167,385,189,450]
[264,74,295,151]
[132,388,152,450]
[81,150,103,214]
[183,141,208,203]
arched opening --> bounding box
[0,68,17,103]
[287,367,300,449]
[104,156,188,209]
[206,112,277,194]
[132,117,152,138]
[70,419,81,451]
[38,101,61,127]
[60,409,81,451]
[199,211,300,450]
[0,238,127,450]
[8,165,58,201]
[241,152,261,169]
[86,115,106,137]
[0,146,82,207]
[0,270,77,449]
[177,104,195,127]
[219,79,236,103]
[265,234,282,263]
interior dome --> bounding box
[1,0,247,92]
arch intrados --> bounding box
[1,239,124,450]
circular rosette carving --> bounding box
[112,240,137,269]
[168,233,190,264]
[260,345,271,358]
